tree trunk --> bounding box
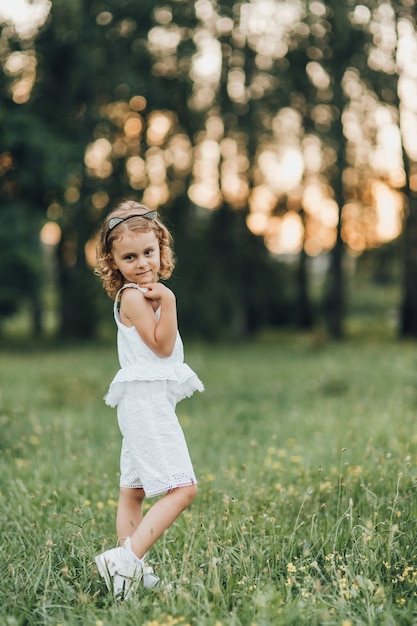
[322,88,346,338]
[31,296,43,337]
[57,226,98,339]
[320,0,351,338]
[400,190,417,337]
[297,209,314,329]
[323,206,344,338]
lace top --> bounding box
[104,283,204,407]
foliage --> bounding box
[0,202,42,323]
[1,1,417,339]
[2,337,417,624]
[169,202,295,339]
[0,52,49,329]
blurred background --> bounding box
[0,0,416,343]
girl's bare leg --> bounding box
[116,487,146,543]
[130,484,197,559]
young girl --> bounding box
[94,200,204,600]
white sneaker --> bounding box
[142,562,174,592]
[95,538,143,600]
[142,563,160,589]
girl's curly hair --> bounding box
[95,201,175,299]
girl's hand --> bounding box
[140,282,175,304]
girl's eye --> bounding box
[145,248,154,256]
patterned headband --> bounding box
[105,210,158,247]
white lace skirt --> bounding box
[116,380,197,497]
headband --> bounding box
[105,210,158,247]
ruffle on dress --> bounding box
[104,363,204,408]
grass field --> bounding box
[1,333,417,625]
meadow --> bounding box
[1,332,417,625]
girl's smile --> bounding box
[110,230,161,285]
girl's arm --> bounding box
[120,284,177,357]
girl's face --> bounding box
[110,230,161,285]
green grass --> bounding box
[1,334,417,625]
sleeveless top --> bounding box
[104,283,204,408]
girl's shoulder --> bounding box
[115,283,149,316]
[116,283,148,299]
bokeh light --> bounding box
[40,222,61,246]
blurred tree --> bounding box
[400,162,417,337]
[0,23,53,334]
[281,0,409,337]
[30,0,293,340]
[179,0,294,337]
[190,0,398,338]
[30,0,151,337]
[291,0,370,337]
[318,0,354,338]
[1,0,411,341]
[361,0,417,337]
[30,0,199,337]
[178,0,312,334]
[394,1,417,337]
[170,200,291,339]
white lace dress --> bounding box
[104,283,204,497]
